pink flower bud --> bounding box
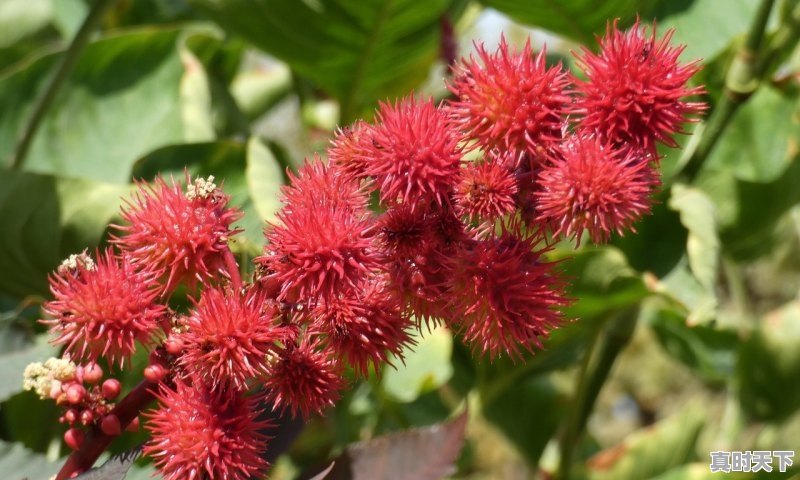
[64,428,84,450]
[79,409,94,426]
[101,379,121,400]
[144,364,167,382]
[101,414,121,436]
[82,363,103,385]
[65,384,86,405]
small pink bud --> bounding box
[144,364,167,382]
[101,379,121,400]
[64,428,84,450]
[64,409,78,424]
[65,384,86,405]
[79,409,94,426]
[101,414,122,436]
[82,363,103,384]
[125,416,140,432]
[164,336,183,355]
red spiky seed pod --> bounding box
[43,249,165,368]
[572,20,706,155]
[260,202,378,302]
[281,156,370,214]
[263,339,344,419]
[311,280,412,377]
[327,121,371,181]
[447,37,571,157]
[113,175,242,293]
[177,287,284,390]
[359,96,463,209]
[535,135,659,244]
[455,156,519,222]
[447,226,569,360]
[145,381,270,480]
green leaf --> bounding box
[0,0,57,71]
[383,325,453,403]
[0,336,57,402]
[647,303,737,383]
[0,439,58,480]
[652,0,762,62]
[475,0,641,44]
[586,403,705,480]
[612,192,688,278]
[246,136,285,226]
[0,170,129,297]
[655,258,717,326]
[482,375,566,467]
[189,0,463,121]
[703,86,800,183]
[556,246,650,321]
[0,27,186,183]
[696,148,800,260]
[738,300,800,422]
[668,183,719,292]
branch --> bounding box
[556,308,638,480]
[55,379,157,480]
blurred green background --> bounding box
[1,0,800,479]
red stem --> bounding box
[55,379,156,480]
[222,247,243,292]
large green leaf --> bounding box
[555,246,650,321]
[703,86,800,183]
[0,440,58,480]
[647,303,737,383]
[0,171,129,297]
[475,0,641,44]
[586,404,704,480]
[738,300,800,422]
[383,325,453,403]
[0,335,57,403]
[0,28,186,183]
[190,0,464,122]
[696,149,800,260]
[482,375,566,468]
[668,184,719,292]
[0,0,58,71]
[652,0,761,62]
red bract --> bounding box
[113,175,242,293]
[536,135,658,244]
[260,203,378,302]
[43,249,164,368]
[447,228,569,360]
[572,20,706,154]
[359,96,463,208]
[455,156,519,222]
[448,37,571,157]
[312,280,412,377]
[263,339,344,419]
[177,287,284,390]
[145,381,269,480]
[282,156,369,213]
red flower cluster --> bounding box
[35,20,704,480]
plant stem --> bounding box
[557,309,638,480]
[9,0,117,170]
[679,0,776,181]
[222,247,243,292]
[55,379,156,480]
